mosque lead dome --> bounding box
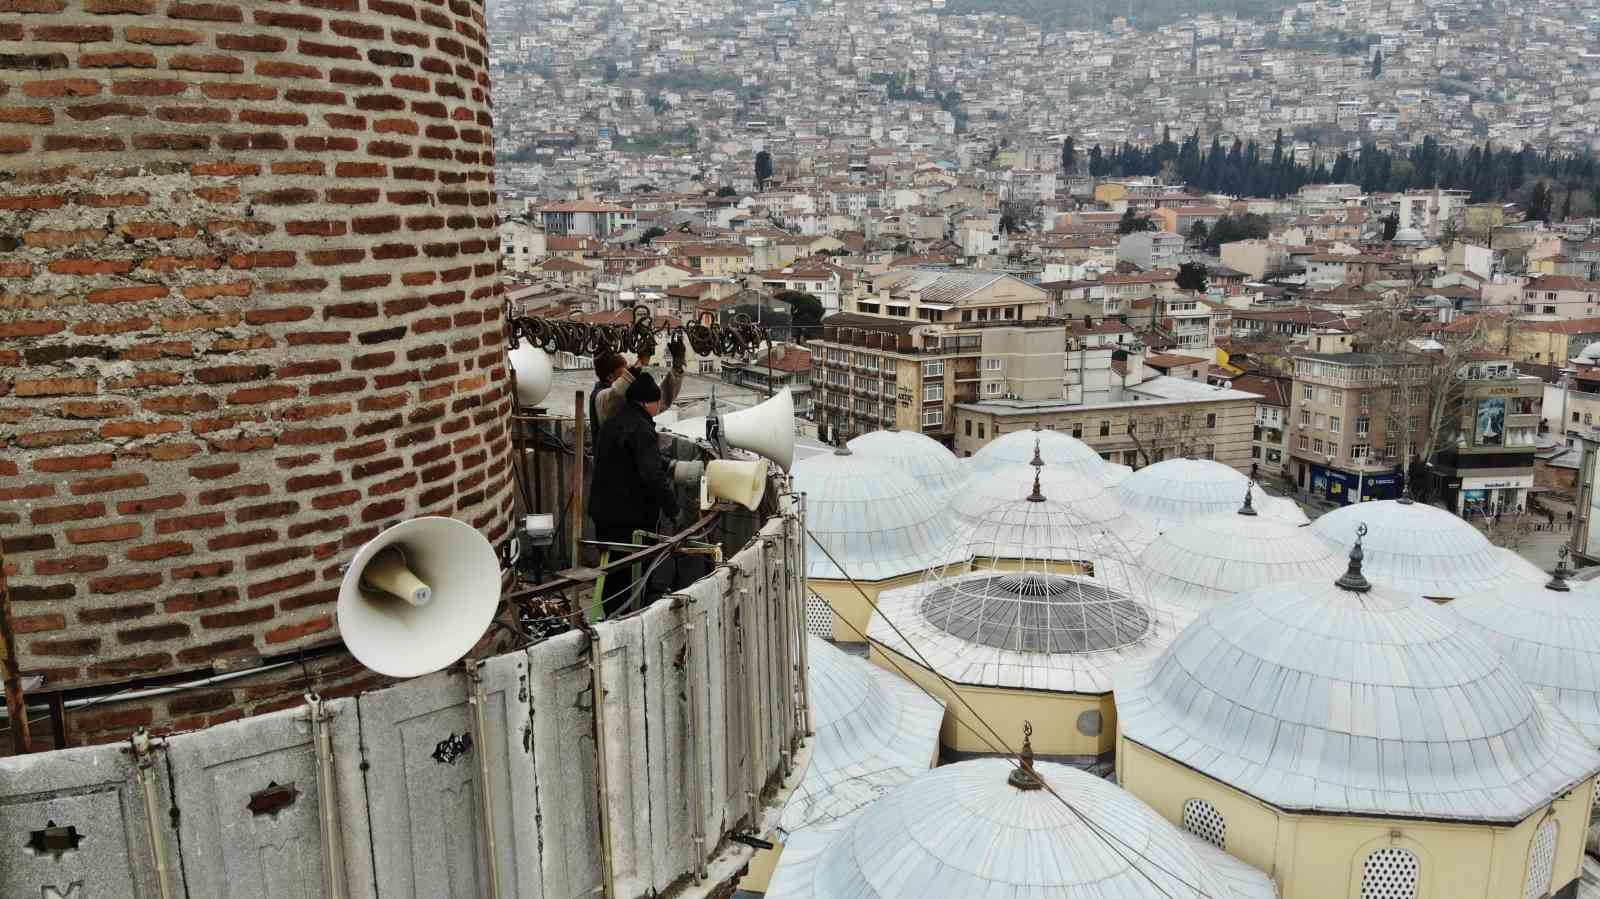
[969,425,1133,485]
[847,429,967,500]
[790,757,1275,899]
[1114,457,1308,531]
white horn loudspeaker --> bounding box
[337,516,502,677]
[718,387,794,471]
[508,342,553,407]
[700,459,771,511]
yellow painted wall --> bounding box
[810,571,926,643]
[871,643,1116,759]
[1118,737,1596,899]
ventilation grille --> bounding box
[1525,818,1558,899]
[805,591,834,638]
[1360,847,1419,899]
[996,572,1075,596]
[1181,798,1225,850]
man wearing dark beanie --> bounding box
[588,371,678,618]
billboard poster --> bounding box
[1474,397,1505,447]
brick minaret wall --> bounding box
[0,0,513,743]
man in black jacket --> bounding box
[588,372,678,618]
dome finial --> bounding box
[1027,465,1046,503]
[1007,721,1043,791]
[1335,522,1372,593]
[1029,437,1044,468]
[1238,473,1258,517]
[1547,545,1573,592]
[1398,478,1415,505]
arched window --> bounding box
[1525,818,1558,899]
[1181,798,1225,849]
[1360,847,1419,899]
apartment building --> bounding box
[1430,358,1541,516]
[951,376,1259,472]
[1519,275,1600,319]
[1117,230,1184,271]
[1231,373,1292,480]
[1288,353,1426,505]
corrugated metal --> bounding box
[848,430,966,500]
[1451,579,1600,747]
[793,451,968,581]
[1138,512,1346,611]
[1115,458,1308,532]
[782,757,1274,898]
[1310,499,1547,599]
[1116,573,1600,822]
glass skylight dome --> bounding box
[1310,497,1546,599]
[791,448,967,581]
[969,425,1132,485]
[778,757,1275,899]
[1114,457,1307,531]
[846,429,965,499]
[870,457,1185,694]
[1117,528,1600,822]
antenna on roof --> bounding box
[1547,545,1573,592]
[1007,721,1043,791]
[1334,523,1372,593]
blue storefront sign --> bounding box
[1308,464,1404,506]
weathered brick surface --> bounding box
[0,0,510,726]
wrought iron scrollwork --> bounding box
[507,304,770,362]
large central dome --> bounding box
[919,570,1153,653]
[970,426,1132,485]
[949,462,1151,555]
[1117,541,1600,822]
[795,758,1273,899]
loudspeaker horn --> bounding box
[670,459,705,487]
[337,516,502,678]
[700,458,770,511]
[719,388,794,471]
[508,343,553,407]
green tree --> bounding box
[1187,220,1210,247]
[755,150,773,190]
[1381,212,1400,241]
[640,226,666,245]
[1370,49,1382,78]
[1061,136,1076,174]
[1117,208,1157,234]
[1176,262,1209,292]
[773,290,824,339]
[715,185,737,197]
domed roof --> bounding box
[1392,226,1425,243]
[1138,505,1345,610]
[792,757,1273,899]
[950,462,1151,555]
[871,469,1184,694]
[1116,537,1600,822]
[792,449,966,581]
[970,426,1130,485]
[1578,340,1600,363]
[847,429,965,498]
[1310,498,1546,598]
[766,638,944,894]
[1114,458,1307,531]
[1450,558,1600,746]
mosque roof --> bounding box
[949,462,1151,556]
[1310,499,1546,599]
[1113,458,1307,531]
[970,426,1132,486]
[1450,556,1600,746]
[847,429,966,499]
[784,757,1275,899]
[1137,505,1345,611]
[792,449,967,581]
[1116,535,1600,822]
[765,637,945,896]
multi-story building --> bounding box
[1288,352,1425,505]
[1396,187,1471,239]
[531,200,636,238]
[1519,275,1600,319]
[1117,230,1184,271]
[1232,373,1293,480]
[1430,358,1542,516]
[951,376,1260,471]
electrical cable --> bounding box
[801,527,1212,899]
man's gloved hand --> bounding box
[668,334,686,368]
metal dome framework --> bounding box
[1117,529,1600,822]
[918,571,1153,654]
[779,757,1275,899]
[969,424,1133,486]
[949,460,1153,557]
